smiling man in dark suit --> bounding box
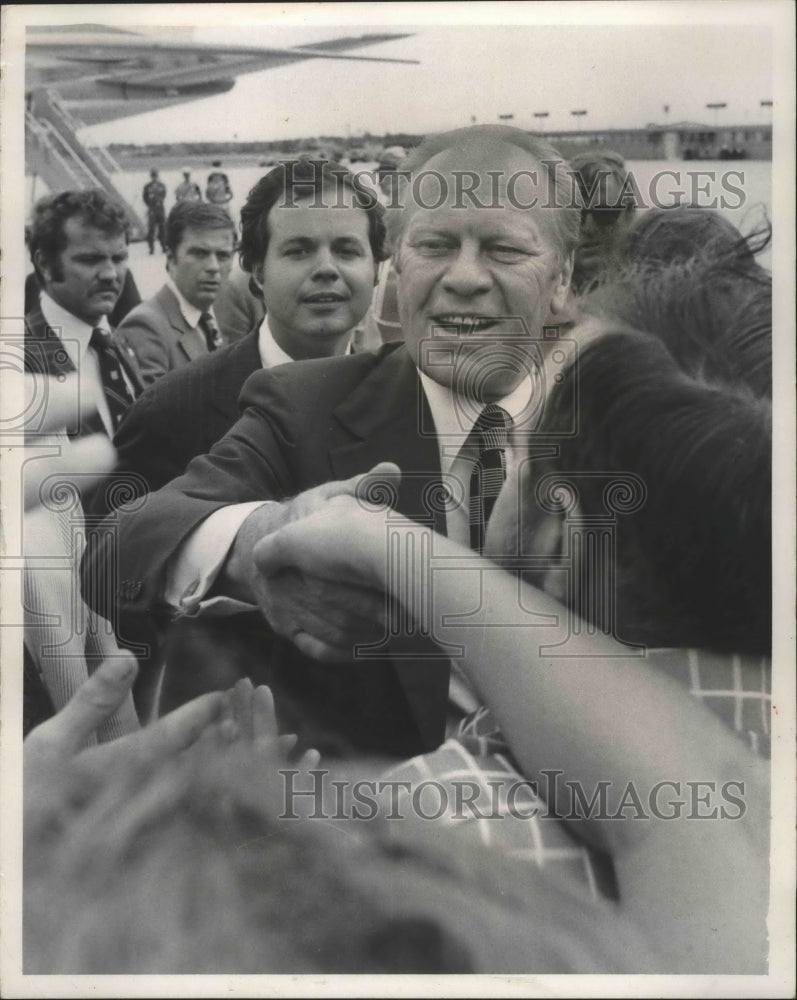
[116,201,236,386]
[105,160,388,731]
[112,159,385,495]
[85,127,579,757]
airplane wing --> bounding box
[27,28,418,79]
[26,26,418,126]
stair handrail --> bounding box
[25,112,85,189]
[39,120,104,188]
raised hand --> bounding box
[24,653,226,828]
[222,677,320,769]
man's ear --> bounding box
[548,252,574,316]
[33,250,52,286]
[247,271,265,303]
[248,267,265,300]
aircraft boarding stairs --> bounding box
[26,90,146,241]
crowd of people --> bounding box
[18,125,775,976]
[143,162,234,255]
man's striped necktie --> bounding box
[469,403,512,554]
[90,327,137,432]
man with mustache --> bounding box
[116,201,236,386]
[84,126,578,756]
[23,189,143,737]
[25,189,143,438]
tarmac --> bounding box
[127,240,172,301]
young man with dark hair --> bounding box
[116,201,236,385]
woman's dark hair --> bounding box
[531,330,771,655]
[579,254,772,399]
[625,203,772,268]
[238,159,387,284]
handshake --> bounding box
[221,461,407,664]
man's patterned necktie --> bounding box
[199,311,224,351]
[469,404,512,554]
[89,327,137,432]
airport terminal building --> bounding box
[544,121,772,161]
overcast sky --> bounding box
[19,3,778,146]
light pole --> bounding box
[533,111,549,133]
[570,109,587,132]
[705,102,727,126]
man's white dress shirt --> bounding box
[164,317,354,612]
[165,348,540,613]
[166,277,222,345]
[39,292,136,438]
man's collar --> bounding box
[417,368,536,445]
[166,277,207,329]
[39,292,109,364]
[257,318,294,368]
[257,317,354,368]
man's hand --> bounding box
[220,463,401,662]
[254,494,394,586]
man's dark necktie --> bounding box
[89,327,137,432]
[469,404,511,554]
[199,311,223,352]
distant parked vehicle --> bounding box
[347,147,368,163]
[298,148,328,162]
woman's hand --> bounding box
[253,463,407,591]
[221,677,320,770]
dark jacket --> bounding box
[83,343,451,758]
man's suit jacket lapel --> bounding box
[157,285,206,364]
[328,346,452,753]
[27,301,143,394]
[24,305,76,379]
[209,328,372,427]
[113,333,145,396]
[207,329,262,425]
[329,346,446,534]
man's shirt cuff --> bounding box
[164,501,269,615]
